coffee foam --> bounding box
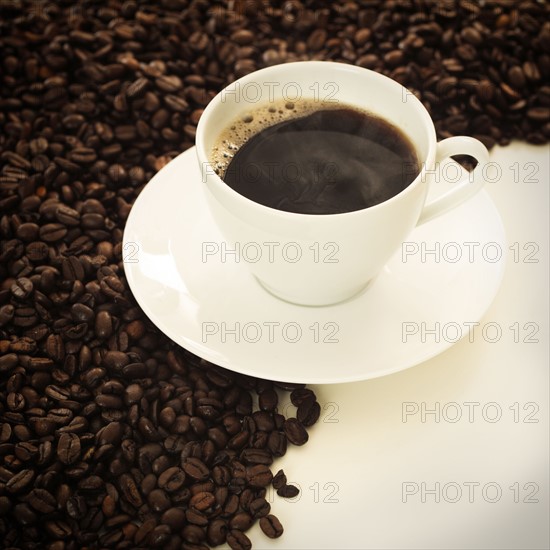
[210,99,352,177]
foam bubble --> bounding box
[210,98,348,177]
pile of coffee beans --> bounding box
[0,1,548,549]
[0,325,318,550]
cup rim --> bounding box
[196,60,437,219]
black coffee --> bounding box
[219,105,419,214]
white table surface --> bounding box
[233,141,550,550]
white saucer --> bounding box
[123,147,506,384]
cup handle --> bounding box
[417,136,490,225]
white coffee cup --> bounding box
[196,61,489,306]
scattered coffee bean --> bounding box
[223,510,248,536]
[297,399,321,427]
[277,484,300,499]
[260,514,284,538]
[284,418,309,446]
[227,529,252,550]
[249,497,271,518]
[272,469,287,490]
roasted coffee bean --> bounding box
[57,432,81,464]
[241,448,273,465]
[45,333,65,361]
[96,421,122,445]
[103,350,129,371]
[240,488,256,512]
[134,517,157,545]
[231,29,254,45]
[0,422,13,443]
[523,61,541,82]
[71,302,94,323]
[95,310,113,338]
[138,416,161,441]
[11,277,33,299]
[284,418,309,446]
[158,466,186,492]
[148,488,171,513]
[6,469,34,494]
[190,491,216,511]
[290,388,316,406]
[127,77,150,99]
[272,469,287,490]
[138,443,163,473]
[182,457,210,481]
[6,391,25,411]
[260,514,284,538]
[45,384,70,401]
[253,410,275,431]
[150,524,171,546]
[39,223,67,242]
[211,464,230,486]
[250,430,270,450]
[164,94,189,112]
[13,503,37,526]
[156,75,183,92]
[226,529,252,550]
[119,473,143,508]
[297,399,321,427]
[123,361,147,378]
[461,27,483,46]
[78,475,104,492]
[16,221,39,241]
[27,488,57,513]
[66,495,87,519]
[207,518,228,545]
[527,107,550,121]
[55,204,80,226]
[182,523,207,543]
[62,256,84,281]
[161,507,186,532]
[101,494,116,517]
[140,472,157,496]
[249,497,271,518]
[258,388,278,411]
[266,428,286,456]
[0,305,15,327]
[44,519,72,539]
[67,147,97,164]
[189,484,214,503]
[186,507,208,526]
[277,484,300,498]
[96,393,123,409]
[158,406,176,427]
[245,464,273,488]
[0,496,11,515]
[30,417,56,437]
[215,484,229,507]
[230,511,253,531]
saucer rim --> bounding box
[123,147,507,384]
